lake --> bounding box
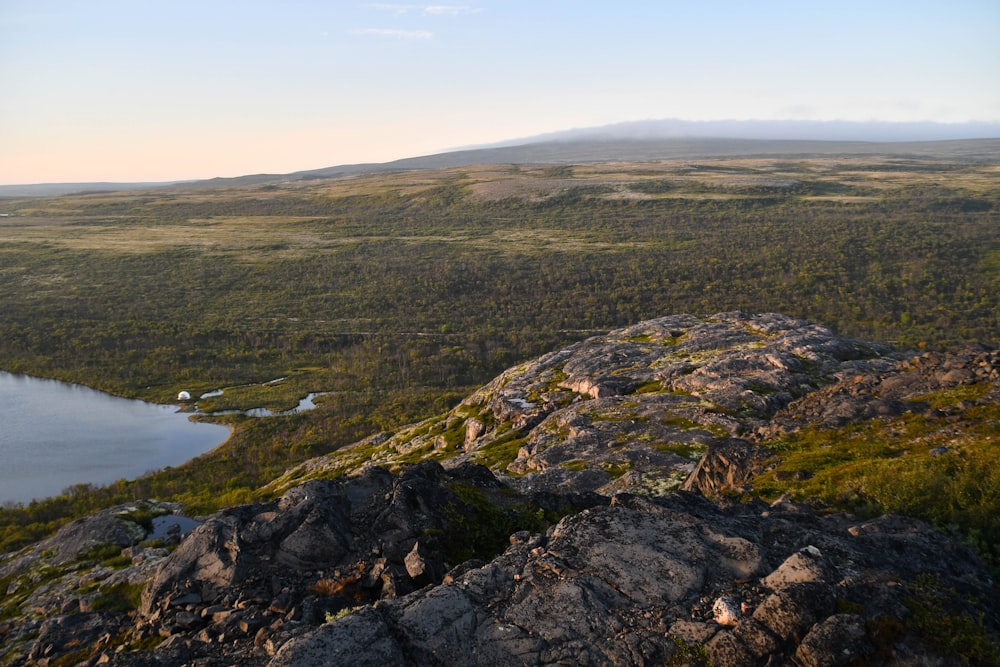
[0,372,231,505]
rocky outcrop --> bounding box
[121,462,600,665]
[0,501,195,665]
[268,312,899,498]
[0,501,173,577]
[759,343,1000,438]
[3,313,999,666]
[680,438,774,497]
[270,491,998,667]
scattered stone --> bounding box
[168,592,202,607]
[403,542,430,581]
[172,610,202,631]
[761,550,827,590]
[795,614,872,667]
[268,589,292,616]
[712,595,743,626]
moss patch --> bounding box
[470,431,529,471]
[752,402,1000,569]
[436,483,553,564]
[90,581,144,613]
[903,574,1000,665]
[654,441,708,460]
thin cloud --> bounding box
[368,4,480,16]
[369,4,420,16]
[353,27,433,39]
[424,5,480,15]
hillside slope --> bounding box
[1,313,998,666]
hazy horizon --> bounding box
[4,119,1000,189]
[3,1,998,185]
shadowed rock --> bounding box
[270,491,997,667]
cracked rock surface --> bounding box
[270,491,997,667]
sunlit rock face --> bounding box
[273,312,897,498]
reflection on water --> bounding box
[0,372,231,505]
[149,513,201,540]
[209,392,327,417]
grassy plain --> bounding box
[2,155,997,403]
[0,151,998,547]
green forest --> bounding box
[1,154,998,551]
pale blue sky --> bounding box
[2,1,998,184]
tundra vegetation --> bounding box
[0,153,998,558]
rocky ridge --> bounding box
[271,493,995,667]
[1,312,998,666]
[267,312,899,497]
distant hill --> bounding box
[179,136,1000,189]
[0,181,184,198]
[301,136,1000,174]
[489,118,1000,145]
[3,119,1000,197]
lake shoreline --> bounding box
[0,372,233,505]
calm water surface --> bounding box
[0,372,230,505]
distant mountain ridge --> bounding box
[0,181,188,198]
[487,118,1000,145]
[3,119,999,197]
